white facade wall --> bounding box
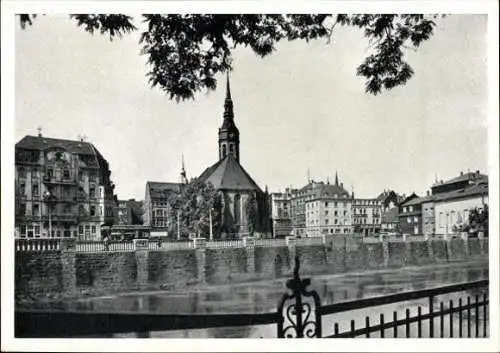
[305,198,352,237]
[434,195,488,235]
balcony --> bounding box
[43,175,77,185]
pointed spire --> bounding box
[335,171,339,186]
[223,72,234,119]
[226,72,232,100]
[180,154,187,184]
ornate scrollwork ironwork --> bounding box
[277,255,322,338]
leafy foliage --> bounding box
[463,205,489,236]
[245,193,258,235]
[167,179,222,239]
[19,14,441,100]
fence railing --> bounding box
[321,280,488,338]
[206,240,244,249]
[76,241,135,252]
[15,256,489,338]
[14,233,484,253]
[15,238,61,252]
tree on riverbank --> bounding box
[166,179,222,239]
[18,14,441,101]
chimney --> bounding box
[340,182,343,188]
[476,170,480,176]
[460,171,463,176]
[426,190,430,196]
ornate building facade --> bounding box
[15,134,115,240]
[304,174,353,237]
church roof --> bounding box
[198,154,262,192]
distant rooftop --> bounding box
[16,135,98,155]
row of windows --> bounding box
[17,224,97,238]
[402,205,416,213]
[353,218,380,224]
[406,217,419,224]
[17,203,103,217]
[353,200,381,206]
[18,167,99,182]
[306,201,350,208]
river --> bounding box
[30,259,489,338]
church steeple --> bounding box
[218,73,240,162]
[180,154,188,184]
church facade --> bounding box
[198,76,271,238]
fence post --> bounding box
[286,236,296,271]
[462,233,470,257]
[134,239,149,289]
[427,236,434,259]
[193,238,207,285]
[60,238,77,295]
[382,237,389,267]
[243,237,256,275]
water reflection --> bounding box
[24,259,488,338]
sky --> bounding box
[14,14,489,201]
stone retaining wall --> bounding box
[15,237,490,302]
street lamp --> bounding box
[44,190,53,238]
[177,209,181,241]
[209,207,214,241]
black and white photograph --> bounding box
[1,1,499,352]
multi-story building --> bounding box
[377,190,400,213]
[291,174,352,237]
[381,208,399,233]
[15,133,115,240]
[270,189,295,238]
[144,181,182,237]
[352,198,382,236]
[421,193,435,236]
[431,171,488,236]
[114,199,144,225]
[398,193,421,235]
[378,189,401,234]
[304,177,352,237]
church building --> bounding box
[198,76,270,237]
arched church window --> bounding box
[222,144,227,158]
[229,143,234,154]
[234,194,241,225]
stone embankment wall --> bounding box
[15,236,489,301]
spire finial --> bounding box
[37,126,43,137]
[226,72,231,100]
[335,171,339,186]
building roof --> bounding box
[198,154,262,192]
[432,171,488,188]
[146,181,182,199]
[298,180,351,200]
[382,207,399,223]
[16,135,98,155]
[401,195,433,206]
[432,182,488,202]
[377,190,399,203]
